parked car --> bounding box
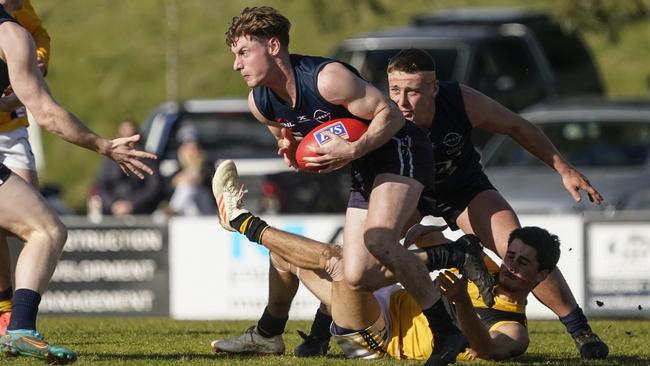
[481,99,650,213]
[332,7,604,147]
[140,98,349,214]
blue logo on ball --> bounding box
[314,122,349,146]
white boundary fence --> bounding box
[19,213,646,319]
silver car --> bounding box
[482,100,650,213]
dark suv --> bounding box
[141,98,349,214]
[333,8,603,146]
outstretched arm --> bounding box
[437,271,529,360]
[462,85,603,204]
[0,21,156,178]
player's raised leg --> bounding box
[210,160,332,355]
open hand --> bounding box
[560,167,603,204]
[106,134,158,179]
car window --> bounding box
[335,47,459,92]
[485,121,650,167]
[468,36,547,113]
[469,36,543,93]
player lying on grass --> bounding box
[210,160,559,364]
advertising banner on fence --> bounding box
[8,217,170,316]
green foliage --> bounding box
[29,0,650,211]
[3,318,649,365]
[555,0,650,43]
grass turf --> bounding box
[2,318,649,365]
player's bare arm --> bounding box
[0,21,156,178]
[307,62,404,171]
[437,270,528,360]
[461,84,603,204]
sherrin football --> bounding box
[295,118,368,172]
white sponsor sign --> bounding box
[170,216,344,319]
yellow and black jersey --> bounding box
[456,256,527,361]
[386,256,526,361]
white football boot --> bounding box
[211,326,285,355]
[211,160,250,232]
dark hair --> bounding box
[508,226,561,272]
[387,48,436,74]
[226,6,291,47]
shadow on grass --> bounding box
[92,352,350,362]
[513,354,650,365]
[93,353,233,361]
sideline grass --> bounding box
[3,318,649,365]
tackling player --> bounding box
[386,48,608,359]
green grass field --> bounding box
[3,318,649,365]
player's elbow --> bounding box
[30,103,58,132]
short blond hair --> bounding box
[226,6,291,48]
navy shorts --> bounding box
[421,171,496,230]
[0,163,10,186]
[348,122,434,209]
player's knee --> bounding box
[45,220,68,251]
[363,230,395,262]
[343,263,374,291]
[22,216,67,250]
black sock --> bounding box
[422,299,458,335]
[309,307,333,339]
[559,305,591,337]
[423,242,466,272]
[7,288,41,331]
[230,213,269,244]
[257,307,288,338]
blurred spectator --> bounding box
[167,123,216,216]
[93,118,162,217]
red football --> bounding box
[295,118,368,172]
